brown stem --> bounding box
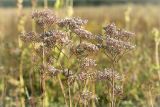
[58,75,68,107]
[111,61,116,107]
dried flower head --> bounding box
[81,58,97,69]
[105,36,135,56]
[41,30,69,47]
[71,42,99,56]
[41,63,62,76]
[32,9,57,28]
[58,17,87,29]
[96,68,121,81]
[20,31,41,43]
[73,28,93,39]
[101,23,136,61]
[79,90,98,105]
[103,23,135,41]
[103,23,117,36]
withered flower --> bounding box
[81,58,97,69]
[41,30,69,47]
[79,90,98,105]
[32,9,57,28]
[58,17,87,29]
[73,28,94,40]
[41,63,62,76]
[71,42,99,56]
[20,31,41,43]
[103,23,135,40]
[105,36,135,56]
[96,68,121,81]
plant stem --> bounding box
[111,62,115,107]
[68,82,72,107]
[149,86,154,107]
[92,83,96,107]
[58,75,68,107]
[155,42,160,81]
[19,51,25,107]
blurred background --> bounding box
[0,0,160,107]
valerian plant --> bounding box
[20,9,135,107]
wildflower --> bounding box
[20,31,41,43]
[58,17,87,29]
[32,9,57,28]
[71,42,99,56]
[81,58,97,69]
[96,68,121,81]
[103,23,135,40]
[79,90,98,105]
[105,37,135,56]
[80,42,99,52]
[73,28,93,39]
[41,64,62,76]
[103,23,117,36]
[41,30,69,47]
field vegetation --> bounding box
[0,4,160,107]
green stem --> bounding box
[155,42,160,81]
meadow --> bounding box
[0,4,160,107]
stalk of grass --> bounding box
[91,83,96,107]
[148,86,154,107]
[153,28,160,81]
[19,50,25,107]
[28,0,37,106]
[124,6,132,30]
[58,74,69,107]
[17,0,25,106]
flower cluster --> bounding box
[101,23,136,60]
[58,17,87,29]
[80,58,97,69]
[68,68,121,82]
[73,28,94,40]
[71,42,99,57]
[20,9,135,106]
[32,9,57,28]
[79,90,98,105]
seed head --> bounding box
[96,68,121,81]
[71,42,99,56]
[32,9,57,28]
[41,30,69,47]
[79,90,98,105]
[73,28,93,39]
[81,58,97,69]
[58,17,87,29]
[103,23,135,40]
[41,64,62,76]
[105,37,135,56]
[20,31,41,43]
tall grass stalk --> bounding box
[17,0,25,106]
[58,75,69,107]
[29,0,37,101]
[153,28,160,81]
